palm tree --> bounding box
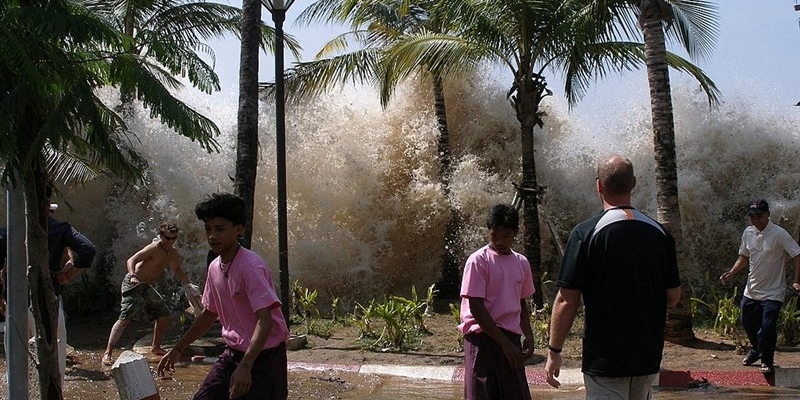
[606,0,719,344]
[383,0,719,308]
[1,0,222,397]
[237,0,264,249]
[235,0,302,248]
[84,0,301,248]
[84,0,253,114]
[278,0,471,297]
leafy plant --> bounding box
[307,319,335,339]
[352,300,378,339]
[779,294,800,346]
[423,283,438,316]
[538,272,556,309]
[290,280,304,325]
[689,271,733,325]
[531,301,551,348]
[371,296,418,350]
[715,287,746,353]
[357,289,436,351]
[330,296,342,323]
[403,286,430,334]
[291,281,320,335]
[691,283,746,353]
[450,302,463,350]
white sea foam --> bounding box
[35,73,800,304]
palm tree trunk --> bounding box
[641,17,694,344]
[520,124,543,310]
[512,57,545,310]
[431,74,463,299]
[234,0,262,249]
[117,5,138,119]
[23,165,62,400]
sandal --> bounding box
[742,352,759,366]
[760,363,774,374]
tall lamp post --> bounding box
[260,0,294,323]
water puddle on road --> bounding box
[48,362,800,400]
[335,377,800,400]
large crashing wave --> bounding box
[37,72,800,306]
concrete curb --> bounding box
[285,362,797,389]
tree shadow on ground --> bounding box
[682,337,737,352]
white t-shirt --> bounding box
[739,221,800,302]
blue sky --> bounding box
[208,0,800,112]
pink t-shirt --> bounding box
[203,247,289,352]
[458,245,535,335]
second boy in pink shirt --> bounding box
[458,203,535,400]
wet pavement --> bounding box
[63,359,800,400]
[5,357,800,400]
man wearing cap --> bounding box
[720,199,800,374]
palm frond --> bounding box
[147,2,242,42]
[666,0,719,62]
[664,49,720,105]
[560,41,649,106]
[314,30,371,59]
[268,48,384,102]
[44,145,104,184]
[147,39,221,93]
[383,31,490,81]
[295,0,351,27]
[110,53,221,152]
[560,40,719,107]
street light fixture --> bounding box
[260,0,294,323]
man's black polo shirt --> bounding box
[557,207,680,377]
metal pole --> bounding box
[272,8,290,323]
[6,175,29,399]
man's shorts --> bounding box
[119,273,171,322]
[584,373,658,400]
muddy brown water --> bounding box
[3,331,800,399]
[6,359,800,400]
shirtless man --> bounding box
[102,221,193,365]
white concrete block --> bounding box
[111,350,160,400]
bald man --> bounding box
[545,155,681,400]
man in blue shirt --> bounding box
[0,186,96,385]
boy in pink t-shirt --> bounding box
[158,193,289,400]
[458,203,535,400]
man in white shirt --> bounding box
[720,199,800,374]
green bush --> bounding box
[779,295,800,346]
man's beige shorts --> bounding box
[583,373,657,400]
